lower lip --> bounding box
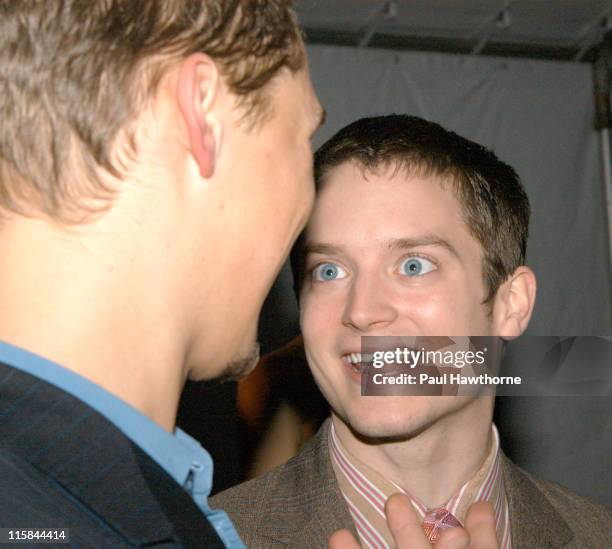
[342,358,363,383]
[343,359,410,384]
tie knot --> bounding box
[422,507,462,545]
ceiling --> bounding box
[295,0,612,61]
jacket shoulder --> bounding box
[530,474,611,544]
[210,446,315,547]
[210,465,277,521]
[0,449,130,547]
[211,423,346,548]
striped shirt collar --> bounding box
[329,421,511,548]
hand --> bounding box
[329,494,498,549]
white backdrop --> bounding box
[259,44,612,504]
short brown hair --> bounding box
[291,115,530,305]
[0,0,304,221]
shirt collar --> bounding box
[329,420,511,548]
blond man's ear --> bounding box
[492,266,537,339]
[177,53,223,179]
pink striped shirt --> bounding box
[329,421,512,548]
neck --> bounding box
[332,396,494,508]
[0,213,187,432]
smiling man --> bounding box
[0,1,323,547]
[213,115,612,548]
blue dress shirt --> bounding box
[0,341,245,549]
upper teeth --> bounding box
[345,353,372,364]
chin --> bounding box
[223,341,261,380]
[336,396,466,443]
[347,411,431,442]
[187,344,260,383]
[185,329,259,382]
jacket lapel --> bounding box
[502,454,573,549]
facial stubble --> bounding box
[216,341,261,383]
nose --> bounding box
[342,273,397,332]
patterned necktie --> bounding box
[422,508,462,545]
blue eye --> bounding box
[400,256,436,277]
[312,262,347,282]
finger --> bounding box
[464,501,498,549]
[436,526,470,549]
[385,493,430,549]
[328,529,362,549]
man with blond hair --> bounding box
[0,1,324,546]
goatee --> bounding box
[217,342,261,383]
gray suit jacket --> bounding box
[212,420,611,548]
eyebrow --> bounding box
[304,242,341,257]
[384,236,460,258]
[304,235,460,259]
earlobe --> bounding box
[176,53,221,179]
[493,266,537,339]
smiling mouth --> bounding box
[343,347,432,374]
[342,352,374,373]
